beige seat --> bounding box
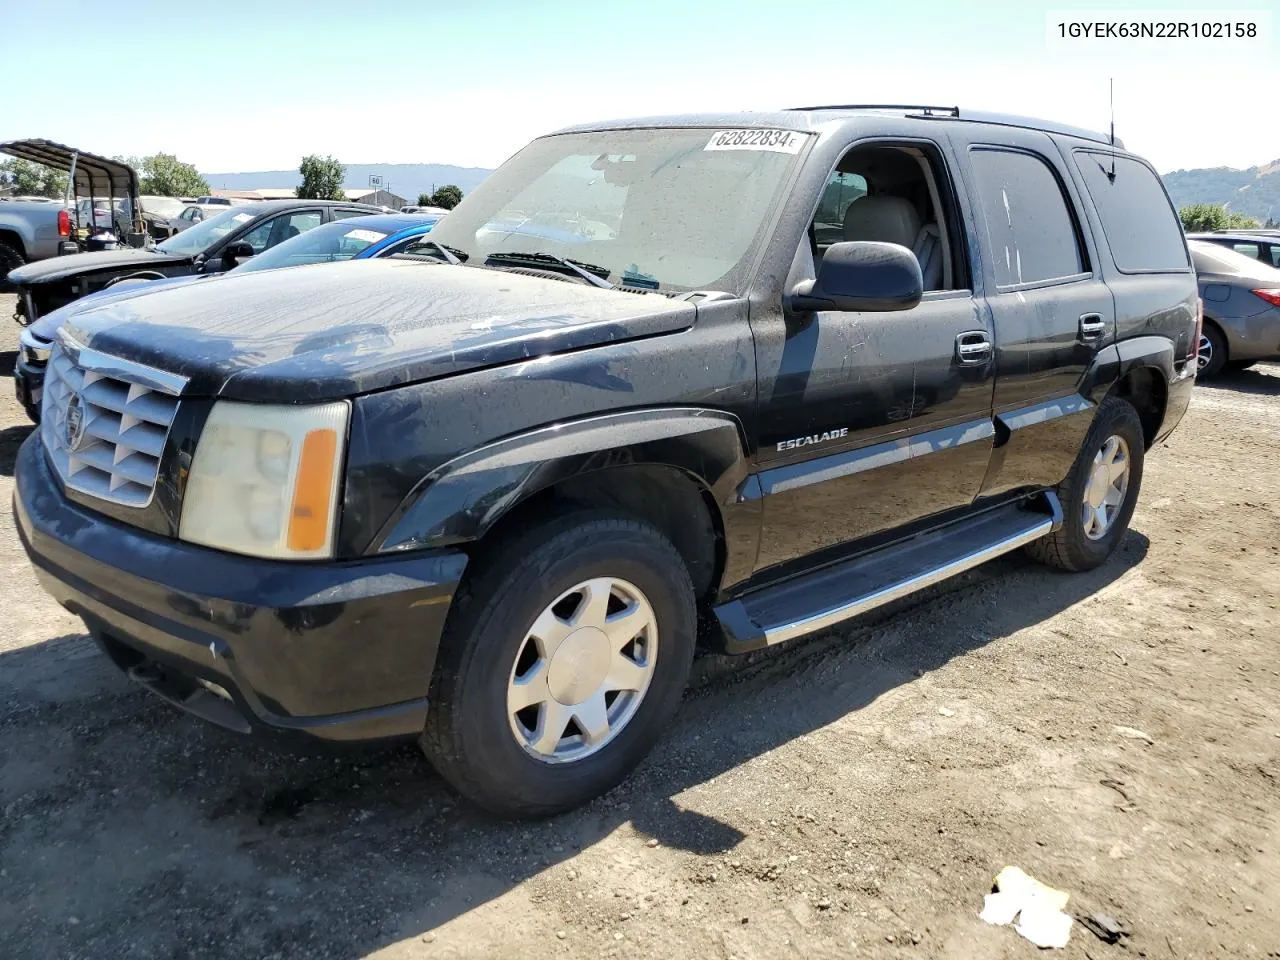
[841,195,944,291]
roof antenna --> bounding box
[1107,78,1117,183]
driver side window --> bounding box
[810,142,966,293]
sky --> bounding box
[4,0,1276,175]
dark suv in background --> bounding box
[15,105,1198,817]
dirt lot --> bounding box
[1,291,1277,960]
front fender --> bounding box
[371,407,751,554]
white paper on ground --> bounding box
[980,892,1022,926]
[1015,901,1074,949]
[979,865,1073,948]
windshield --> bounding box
[157,207,257,255]
[426,127,809,293]
[1189,241,1280,282]
[234,220,392,273]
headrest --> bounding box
[842,195,922,248]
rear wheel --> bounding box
[1197,323,1227,379]
[1026,396,1145,572]
[0,242,25,293]
[421,512,696,818]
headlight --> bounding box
[18,328,52,365]
[179,400,349,560]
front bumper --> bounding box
[13,353,44,420]
[14,433,468,743]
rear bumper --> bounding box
[1221,310,1280,362]
[14,433,467,743]
[1155,360,1196,444]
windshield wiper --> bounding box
[405,240,468,265]
[485,251,614,289]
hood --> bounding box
[62,258,699,402]
[8,248,192,285]
[26,273,213,343]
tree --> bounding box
[138,153,209,197]
[1179,203,1261,232]
[427,184,463,210]
[416,192,433,206]
[1179,203,1228,232]
[297,155,347,200]
[0,158,68,198]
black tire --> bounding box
[1025,396,1145,572]
[421,511,697,818]
[22,399,41,425]
[1198,322,1227,379]
[0,241,25,293]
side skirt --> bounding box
[713,493,1063,653]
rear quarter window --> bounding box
[1074,152,1188,272]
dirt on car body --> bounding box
[1,294,1278,959]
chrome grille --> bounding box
[40,335,187,508]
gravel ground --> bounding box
[1,291,1278,960]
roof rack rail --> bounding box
[786,104,961,117]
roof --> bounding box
[202,198,384,217]
[209,187,296,200]
[551,106,1122,149]
[332,213,441,232]
[1187,232,1279,242]
[0,138,139,198]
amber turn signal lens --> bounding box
[287,428,339,552]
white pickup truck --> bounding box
[0,197,70,286]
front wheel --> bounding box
[421,512,696,818]
[1026,396,1145,572]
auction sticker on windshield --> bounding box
[344,229,385,243]
[704,129,806,153]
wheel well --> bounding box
[1111,366,1168,450]
[473,464,724,600]
[0,229,26,258]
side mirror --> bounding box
[223,240,255,266]
[786,241,923,314]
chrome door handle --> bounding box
[1080,313,1107,340]
[956,331,993,365]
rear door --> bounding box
[947,127,1114,498]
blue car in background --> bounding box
[15,213,442,422]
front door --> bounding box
[749,138,996,576]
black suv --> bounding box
[14,106,1198,817]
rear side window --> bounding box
[1074,152,1188,272]
[968,148,1085,287]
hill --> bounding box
[1162,160,1280,224]
[200,163,494,202]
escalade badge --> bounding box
[64,392,87,452]
[777,427,848,452]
